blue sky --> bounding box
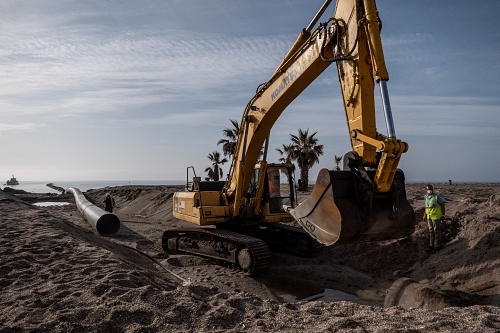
[1,0,499,183]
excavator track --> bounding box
[216,223,325,258]
[263,223,326,258]
[162,228,271,275]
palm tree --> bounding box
[217,119,264,160]
[276,143,296,172]
[217,119,240,158]
[289,129,324,191]
[205,151,228,181]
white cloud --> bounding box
[0,123,43,136]
[0,22,291,122]
[393,95,500,137]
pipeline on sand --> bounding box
[66,187,120,235]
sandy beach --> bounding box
[1,183,499,332]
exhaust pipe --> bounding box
[66,187,120,235]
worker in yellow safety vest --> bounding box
[423,184,446,253]
[103,193,115,213]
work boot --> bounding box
[425,246,434,253]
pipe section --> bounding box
[66,187,120,235]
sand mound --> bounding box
[1,183,499,332]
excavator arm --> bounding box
[334,0,408,192]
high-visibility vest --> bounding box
[425,194,443,220]
[106,196,115,207]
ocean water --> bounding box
[1,180,184,194]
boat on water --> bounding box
[6,175,19,185]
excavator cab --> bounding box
[290,153,415,246]
[249,163,296,223]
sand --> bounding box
[1,183,499,332]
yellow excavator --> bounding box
[163,0,416,274]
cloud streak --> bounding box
[0,22,292,121]
[393,95,500,137]
[0,123,42,136]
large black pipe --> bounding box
[66,187,120,235]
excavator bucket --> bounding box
[290,168,415,246]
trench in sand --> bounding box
[260,273,378,305]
